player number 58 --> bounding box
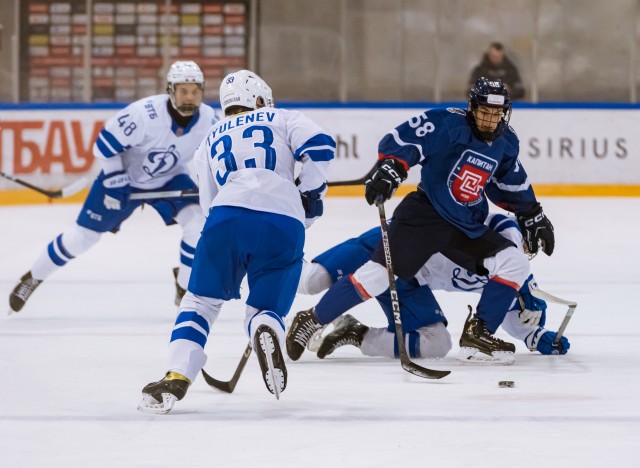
[408,112,435,137]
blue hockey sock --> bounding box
[314,275,368,325]
[476,279,520,333]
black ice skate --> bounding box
[138,372,191,414]
[458,306,515,365]
[285,308,323,361]
[316,314,369,359]
[9,271,42,314]
[172,267,186,306]
[254,325,287,399]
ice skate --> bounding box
[172,267,186,306]
[138,372,191,414]
[457,306,515,365]
[254,325,287,399]
[285,308,323,361]
[305,323,328,353]
[9,271,42,314]
[316,314,369,359]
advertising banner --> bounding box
[1,106,638,199]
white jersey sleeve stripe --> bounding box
[490,177,531,192]
[390,128,426,162]
[95,135,118,158]
[100,128,128,153]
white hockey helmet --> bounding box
[219,70,274,114]
[166,60,204,89]
[166,61,204,116]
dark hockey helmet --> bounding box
[466,77,512,141]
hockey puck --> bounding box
[498,380,515,388]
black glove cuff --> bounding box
[380,158,408,181]
[517,202,542,219]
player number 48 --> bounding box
[117,113,137,136]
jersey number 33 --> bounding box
[210,125,277,185]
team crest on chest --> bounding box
[143,144,180,177]
[448,149,497,206]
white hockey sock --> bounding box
[297,261,333,295]
[166,292,222,382]
[416,322,452,358]
[244,307,286,346]
[31,225,101,280]
[360,327,395,358]
[175,204,204,289]
[166,340,207,383]
[360,323,452,358]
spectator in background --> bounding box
[469,42,525,99]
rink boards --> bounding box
[1,104,639,204]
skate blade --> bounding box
[258,331,285,400]
[456,347,515,366]
[137,393,178,414]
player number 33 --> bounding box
[210,125,277,185]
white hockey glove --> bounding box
[518,275,547,327]
[519,309,543,327]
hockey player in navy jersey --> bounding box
[9,61,219,313]
[287,78,555,364]
[290,213,569,362]
[138,70,335,413]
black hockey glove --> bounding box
[517,203,555,256]
[364,158,408,205]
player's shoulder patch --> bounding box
[446,107,466,116]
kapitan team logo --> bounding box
[448,150,497,205]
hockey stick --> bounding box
[528,283,577,348]
[0,171,88,199]
[376,200,451,379]
[129,189,198,200]
[200,342,252,393]
[129,165,378,200]
[325,163,377,187]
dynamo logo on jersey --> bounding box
[143,145,180,177]
[448,149,498,206]
[451,267,488,292]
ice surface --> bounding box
[1,197,639,467]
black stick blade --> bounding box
[402,361,451,380]
[200,343,252,394]
[201,368,235,393]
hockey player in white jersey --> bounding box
[289,213,570,363]
[139,70,335,413]
[8,61,218,314]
